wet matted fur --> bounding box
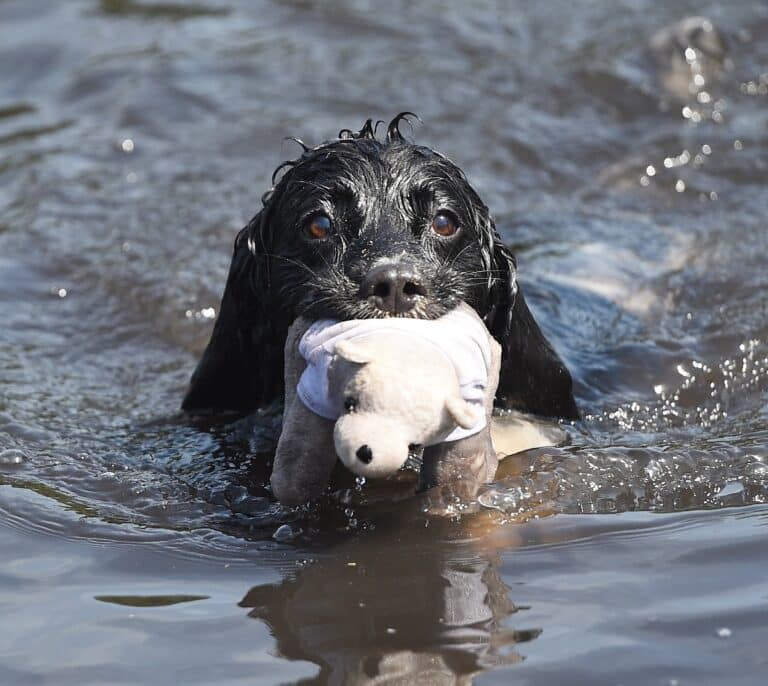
[183,114,578,419]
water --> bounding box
[1,1,767,684]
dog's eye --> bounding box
[344,396,357,413]
[306,214,333,240]
[431,212,459,237]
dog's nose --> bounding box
[361,263,427,314]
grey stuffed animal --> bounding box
[270,302,501,507]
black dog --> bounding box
[183,114,578,420]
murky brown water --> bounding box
[1,1,767,684]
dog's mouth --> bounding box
[300,290,455,322]
[359,297,451,320]
[296,277,457,322]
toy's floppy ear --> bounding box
[182,209,291,414]
[334,339,373,365]
[485,237,579,420]
[445,396,479,430]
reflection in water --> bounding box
[95,594,210,607]
[240,524,540,685]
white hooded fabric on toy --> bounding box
[297,306,493,439]
[294,306,494,478]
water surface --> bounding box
[1,1,767,684]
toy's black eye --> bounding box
[431,212,459,237]
[307,214,333,240]
[344,396,357,413]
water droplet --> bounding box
[716,627,732,638]
[733,139,743,151]
[120,138,135,153]
[675,180,686,193]
[273,524,298,542]
[646,165,656,177]
[231,493,268,515]
[0,449,26,465]
[185,307,217,321]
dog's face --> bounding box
[253,121,506,323]
[183,116,577,420]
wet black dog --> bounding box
[183,114,578,419]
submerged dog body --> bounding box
[183,115,578,420]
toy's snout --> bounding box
[333,414,411,479]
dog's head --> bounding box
[247,114,516,326]
[183,115,577,419]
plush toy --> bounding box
[270,302,501,507]
[330,333,482,479]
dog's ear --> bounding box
[485,239,579,419]
[182,210,291,414]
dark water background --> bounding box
[1,1,768,684]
